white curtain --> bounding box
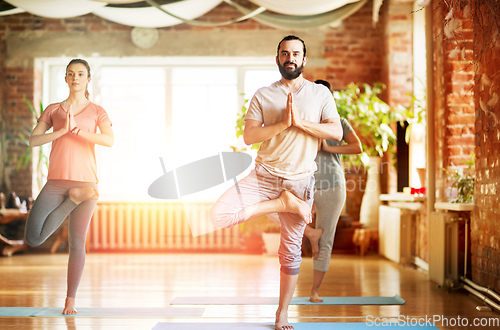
[247,0,361,16]
[0,8,24,16]
[4,0,106,18]
[2,0,376,29]
[92,0,223,28]
[230,0,368,29]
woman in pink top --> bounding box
[25,59,114,314]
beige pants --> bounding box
[210,165,314,275]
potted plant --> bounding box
[443,156,475,204]
[230,99,266,253]
[231,100,282,255]
[261,216,281,256]
[230,99,261,153]
[1,99,10,192]
[237,216,266,254]
[334,82,406,165]
[1,97,49,194]
[14,97,49,192]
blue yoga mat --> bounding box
[0,307,205,317]
[170,294,405,305]
[152,322,439,329]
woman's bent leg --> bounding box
[25,180,78,246]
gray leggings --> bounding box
[25,180,97,298]
[313,185,346,272]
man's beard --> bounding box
[278,60,304,80]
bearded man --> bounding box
[210,35,342,330]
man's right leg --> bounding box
[274,173,315,329]
[275,211,307,330]
[210,167,313,330]
[276,271,299,330]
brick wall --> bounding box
[432,0,499,292]
[4,67,34,197]
[433,1,475,202]
[323,2,383,91]
[470,0,500,293]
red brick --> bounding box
[89,26,108,32]
[447,113,475,125]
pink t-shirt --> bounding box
[38,102,112,183]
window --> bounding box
[39,57,279,201]
[411,3,427,188]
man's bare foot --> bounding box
[304,226,323,259]
[278,190,311,224]
[275,309,294,330]
[62,297,77,315]
[310,289,324,303]
[69,187,99,205]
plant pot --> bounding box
[359,156,381,229]
[261,232,280,256]
[240,233,265,254]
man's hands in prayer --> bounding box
[284,92,304,130]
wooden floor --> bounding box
[0,252,498,329]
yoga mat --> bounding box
[0,307,205,317]
[170,294,405,305]
[152,322,439,329]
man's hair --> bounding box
[277,35,306,57]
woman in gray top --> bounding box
[304,80,362,302]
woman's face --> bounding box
[65,63,90,92]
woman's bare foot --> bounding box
[310,289,324,303]
[69,187,99,205]
[278,190,312,224]
[62,297,77,315]
[275,309,294,330]
[2,243,27,257]
[304,226,323,259]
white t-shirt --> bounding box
[245,79,340,180]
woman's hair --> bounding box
[66,59,91,99]
[314,79,333,93]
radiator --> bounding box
[88,201,242,252]
[378,205,412,264]
[429,211,464,286]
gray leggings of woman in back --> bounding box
[313,184,346,272]
[25,179,98,298]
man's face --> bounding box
[276,40,307,80]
